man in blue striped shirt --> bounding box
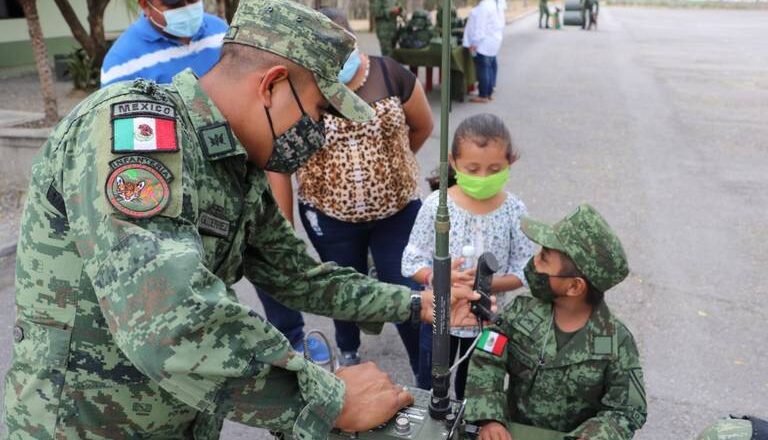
[100,0,228,87]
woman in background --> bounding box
[281,8,434,388]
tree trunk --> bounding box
[18,0,59,125]
[216,0,227,19]
[225,0,239,22]
[52,0,109,67]
[52,0,97,58]
[87,0,110,67]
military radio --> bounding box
[329,0,467,435]
[328,0,484,436]
[326,251,499,440]
[470,252,501,327]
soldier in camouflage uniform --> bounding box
[539,0,550,29]
[697,416,768,440]
[2,0,483,438]
[464,204,647,440]
[371,0,403,56]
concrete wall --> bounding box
[0,1,134,68]
[0,128,48,189]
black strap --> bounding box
[747,416,768,440]
[264,78,305,140]
[379,57,396,98]
[287,79,306,114]
[46,182,67,217]
[264,105,277,139]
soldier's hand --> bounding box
[334,362,414,432]
[420,285,496,327]
[478,421,513,440]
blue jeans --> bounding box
[256,288,305,347]
[299,200,433,390]
[474,53,498,98]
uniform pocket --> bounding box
[3,320,71,438]
[567,361,606,387]
[507,339,539,379]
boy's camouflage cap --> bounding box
[223,0,374,122]
[521,203,629,292]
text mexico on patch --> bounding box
[111,100,178,153]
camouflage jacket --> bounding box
[371,0,400,20]
[464,296,647,440]
[3,69,412,440]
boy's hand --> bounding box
[478,421,513,440]
[420,285,497,327]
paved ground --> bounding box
[2,6,768,439]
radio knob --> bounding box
[394,416,411,435]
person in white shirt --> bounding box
[462,0,506,103]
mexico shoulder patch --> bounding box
[105,155,173,218]
[476,329,508,356]
[111,100,178,153]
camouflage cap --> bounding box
[224,0,374,122]
[521,204,629,292]
[696,418,753,440]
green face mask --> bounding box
[455,167,510,200]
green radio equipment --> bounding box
[326,0,463,436]
[322,0,567,437]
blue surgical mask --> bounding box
[338,49,361,84]
[148,1,204,38]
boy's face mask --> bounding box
[524,258,559,303]
[455,167,510,200]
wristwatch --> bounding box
[409,292,422,325]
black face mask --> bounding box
[263,78,325,173]
[524,258,559,303]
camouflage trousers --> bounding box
[375,20,398,56]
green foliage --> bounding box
[123,0,140,20]
[68,48,99,91]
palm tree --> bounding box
[17,0,59,125]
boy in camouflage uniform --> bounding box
[697,416,768,440]
[2,0,483,438]
[539,0,550,29]
[464,204,647,440]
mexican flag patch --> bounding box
[111,100,178,153]
[476,329,508,356]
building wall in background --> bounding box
[0,0,135,68]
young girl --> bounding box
[401,113,533,398]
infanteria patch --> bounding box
[111,100,178,153]
[105,155,173,218]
